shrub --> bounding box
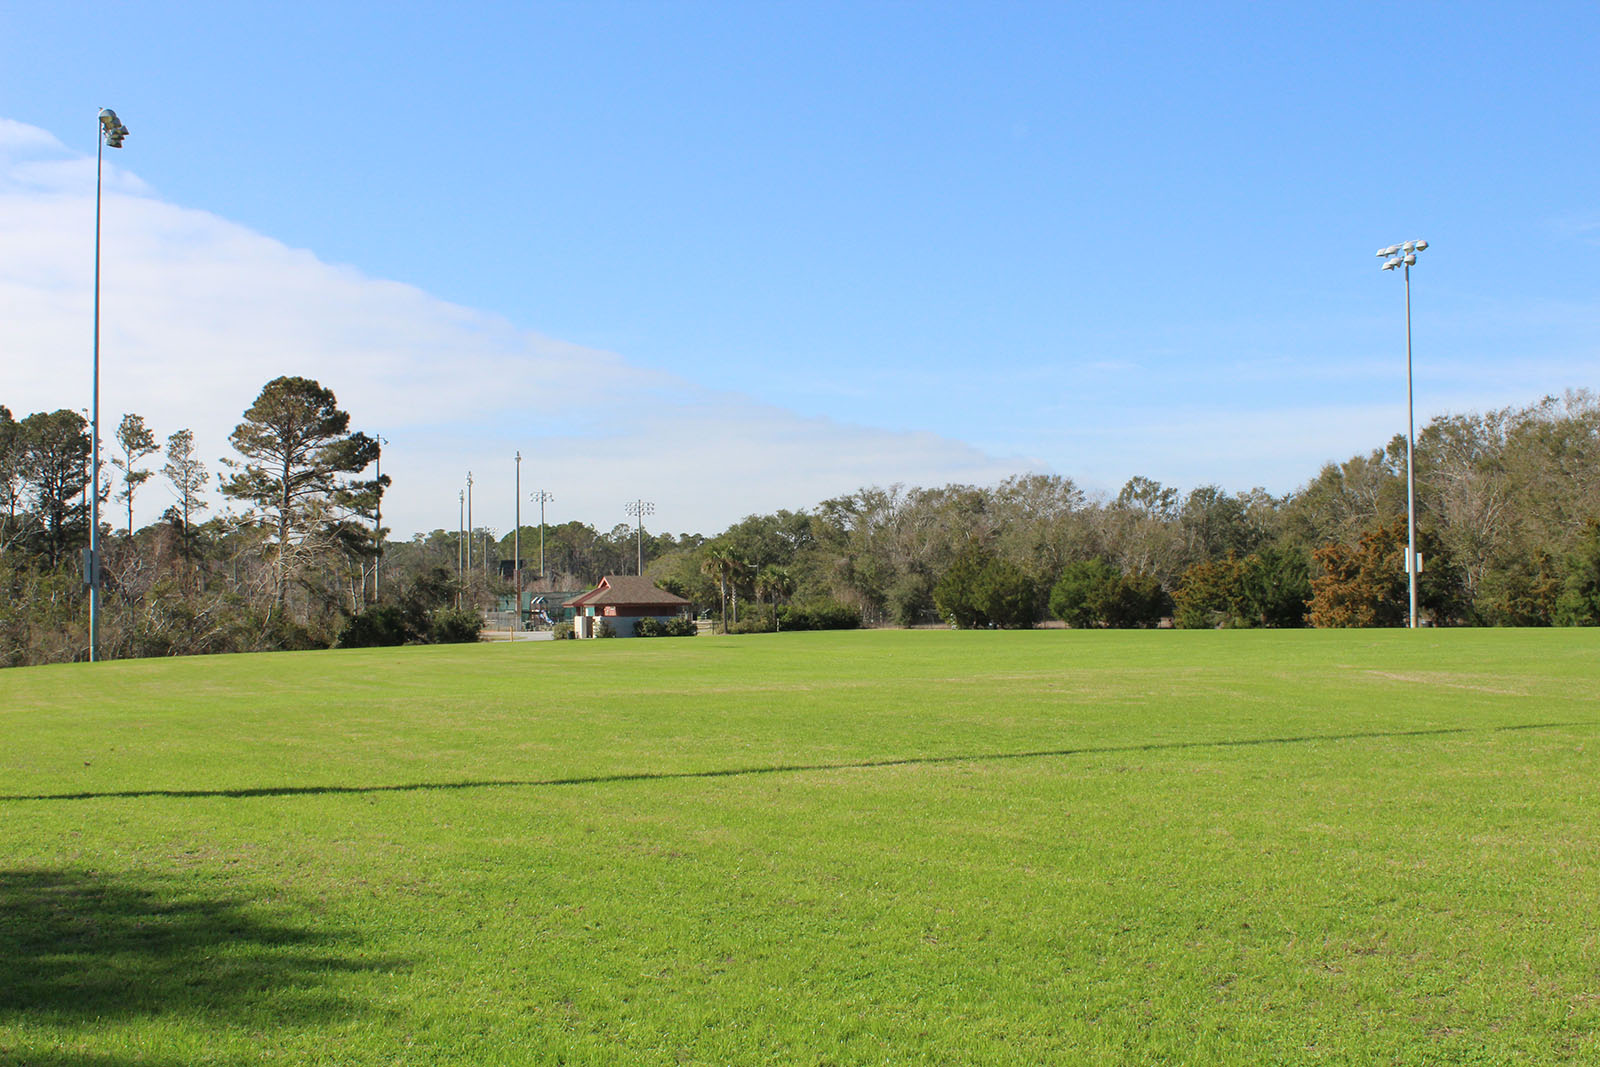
[1243,545,1312,628]
[597,620,616,638]
[887,572,935,627]
[729,605,776,634]
[263,616,327,652]
[634,616,696,637]
[973,558,1038,629]
[430,608,484,644]
[776,599,862,631]
[933,546,993,629]
[552,620,575,640]
[1049,559,1121,628]
[336,604,410,648]
[1553,521,1600,626]
[1050,559,1168,628]
[1173,555,1256,629]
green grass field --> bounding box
[3,629,1598,1065]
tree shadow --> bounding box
[2,720,1593,804]
[0,867,402,1034]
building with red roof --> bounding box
[563,575,692,638]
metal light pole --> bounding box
[1378,239,1429,628]
[89,108,128,663]
[458,488,465,604]
[465,471,473,573]
[373,434,386,603]
[513,452,521,631]
[625,499,655,575]
[531,490,554,577]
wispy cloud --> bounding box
[0,120,1031,537]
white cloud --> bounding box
[0,119,1031,539]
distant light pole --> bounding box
[465,471,473,573]
[513,452,521,631]
[531,490,554,577]
[625,499,655,575]
[457,488,465,603]
[88,107,128,663]
[373,434,386,603]
[1378,239,1429,629]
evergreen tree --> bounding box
[220,377,379,613]
[110,413,159,538]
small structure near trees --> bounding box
[564,575,691,638]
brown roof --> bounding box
[563,575,690,609]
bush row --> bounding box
[634,616,697,637]
[727,599,862,634]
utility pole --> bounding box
[466,471,473,573]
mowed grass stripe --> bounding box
[2,629,1598,1065]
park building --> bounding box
[563,575,692,638]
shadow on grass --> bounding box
[0,868,400,1031]
[0,1055,202,1067]
[3,721,1593,804]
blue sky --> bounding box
[2,3,1595,539]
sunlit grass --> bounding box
[3,629,1598,1064]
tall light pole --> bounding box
[513,452,521,632]
[373,434,386,603]
[465,471,473,573]
[458,488,465,605]
[625,499,655,576]
[88,109,128,662]
[531,490,554,577]
[1378,239,1429,628]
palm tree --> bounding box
[700,546,745,633]
[755,564,795,631]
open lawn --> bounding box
[2,629,1598,1065]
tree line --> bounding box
[3,383,1597,666]
[642,391,1600,631]
[2,376,472,666]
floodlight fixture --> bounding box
[625,498,656,575]
[531,489,554,577]
[99,108,128,147]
